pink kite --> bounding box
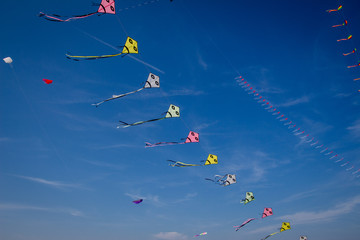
[145,131,199,147]
[262,208,273,218]
[39,0,115,22]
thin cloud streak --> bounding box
[11,175,83,190]
[0,203,84,217]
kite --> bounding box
[194,232,207,237]
[354,78,360,81]
[262,208,273,218]
[337,35,352,42]
[261,222,291,240]
[168,154,218,167]
[118,104,179,128]
[43,79,53,84]
[3,57,12,64]
[241,192,255,204]
[66,36,138,61]
[347,62,360,68]
[93,73,159,107]
[343,48,356,56]
[300,236,307,240]
[39,0,115,22]
[132,199,143,204]
[326,5,342,12]
[145,131,199,147]
[233,218,256,231]
[205,174,236,186]
[332,20,348,28]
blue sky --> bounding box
[1,0,360,239]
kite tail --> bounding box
[145,141,183,147]
[38,12,98,22]
[354,78,360,81]
[337,35,352,42]
[347,63,360,68]
[66,51,123,61]
[118,117,165,128]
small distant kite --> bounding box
[3,57,12,64]
[337,35,352,42]
[332,20,347,28]
[43,79,53,84]
[205,174,236,186]
[39,0,115,22]
[145,131,199,147]
[118,104,180,128]
[233,218,256,231]
[326,5,342,12]
[347,62,360,68]
[168,154,218,167]
[66,36,138,61]
[194,232,207,237]
[300,236,307,240]
[343,48,356,56]
[262,208,273,218]
[132,199,143,204]
[261,222,291,240]
[93,73,159,107]
[240,192,255,204]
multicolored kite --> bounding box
[205,174,236,186]
[326,5,342,12]
[66,36,138,61]
[194,232,207,237]
[240,192,255,204]
[39,0,115,22]
[145,131,199,147]
[343,48,356,56]
[332,20,348,28]
[93,73,159,107]
[261,222,291,240]
[337,35,352,42]
[347,62,360,68]
[233,218,256,231]
[118,104,179,128]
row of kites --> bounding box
[237,75,360,177]
[326,5,360,90]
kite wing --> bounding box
[167,160,200,167]
[300,236,308,240]
[39,0,115,22]
[234,218,256,231]
[66,36,137,61]
[241,192,255,204]
[262,208,273,218]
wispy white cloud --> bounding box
[277,96,310,107]
[82,160,125,170]
[196,51,208,70]
[174,193,197,203]
[154,232,188,240]
[0,137,10,142]
[280,188,319,203]
[347,119,360,138]
[12,175,83,190]
[0,203,84,217]
[164,89,204,97]
[276,195,360,225]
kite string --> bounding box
[9,65,69,172]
